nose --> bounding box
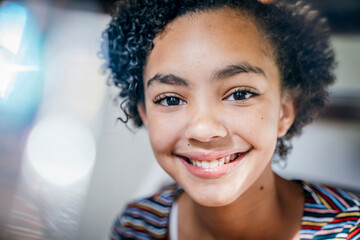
[184,107,228,143]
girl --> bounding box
[103,0,360,239]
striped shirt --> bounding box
[110,181,360,240]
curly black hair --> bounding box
[101,0,336,158]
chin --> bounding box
[184,181,245,207]
[197,197,237,207]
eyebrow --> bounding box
[147,74,189,87]
[212,63,266,80]
[146,62,265,88]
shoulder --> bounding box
[302,181,360,211]
[109,183,181,240]
[300,181,360,239]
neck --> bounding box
[178,165,304,240]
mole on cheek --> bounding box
[260,186,264,190]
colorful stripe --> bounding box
[110,181,360,240]
[110,184,181,240]
[300,181,360,240]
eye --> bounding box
[153,95,186,106]
[224,88,259,102]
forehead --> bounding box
[144,7,276,82]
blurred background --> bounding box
[0,0,359,239]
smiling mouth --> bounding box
[183,153,241,169]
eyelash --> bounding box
[224,87,259,102]
[153,87,259,107]
[153,94,186,107]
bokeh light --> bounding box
[0,1,42,130]
[25,115,96,186]
[43,49,105,123]
[0,1,27,55]
[0,1,30,99]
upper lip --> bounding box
[175,150,250,162]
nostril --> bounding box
[184,119,228,143]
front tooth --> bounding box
[209,160,218,168]
[201,161,210,168]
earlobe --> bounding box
[137,104,148,127]
[277,95,296,138]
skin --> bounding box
[138,8,304,240]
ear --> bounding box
[277,94,296,138]
[137,104,148,127]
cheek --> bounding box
[146,111,184,155]
[227,103,280,148]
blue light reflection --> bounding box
[0,1,43,131]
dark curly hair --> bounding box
[101,0,336,158]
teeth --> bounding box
[189,153,240,168]
[201,161,210,168]
[209,160,218,168]
[224,155,230,164]
[219,157,224,166]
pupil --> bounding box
[167,97,179,105]
[234,91,245,100]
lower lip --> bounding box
[179,153,247,179]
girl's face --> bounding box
[139,8,295,207]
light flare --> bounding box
[25,115,96,186]
[0,2,39,100]
[0,56,38,98]
[0,2,27,54]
